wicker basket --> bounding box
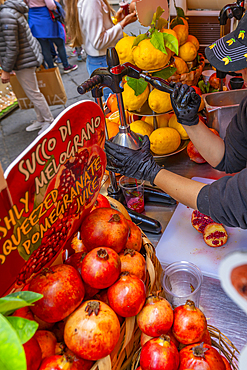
[90,197,164,370]
[168,53,205,86]
[130,324,240,370]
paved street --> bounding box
[0,19,148,173]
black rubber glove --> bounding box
[105,135,162,185]
[170,82,201,126]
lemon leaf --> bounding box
[152,66,177,80]
[157,18,168,30]
[151,6,165,26]
[126,76,148,96]
[163,33,179,55]
[132,33,149,48]
[151,29,167,54]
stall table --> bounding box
[102,147,247,357]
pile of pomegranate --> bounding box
[12,196,148,370]
[11,195,232,370]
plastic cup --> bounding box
[119,0,129,16]
[230,77,244,90]
[119,176,145,213]
[162,261,203,308]
[202,70,215,84]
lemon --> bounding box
[173,25,188,46]
[187,35,200,51]
[168,114,189,140]
[130,120,154,137]
[132,39,171,71]
[149,127,181,155]
[148,89,172,114]
[178,41,197,62]
[122,82,149,112]
[141,113,170,128]
[172,56,188,74]
[115,36,136,64]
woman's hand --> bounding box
[120,11,137,28]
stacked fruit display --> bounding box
[8,195,162,370]
[107,8,206,156]
[133,297,234,369]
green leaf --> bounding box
[132,33,149,48]
[162,33,179,55]
[156,18,168,31]
[0,292,43,316]
[0,314,27,370]
[151,6,165,26]
[151,29,167,54]
[152,66,177,80]
[176,7,186,18]
[6,317,38,344]
[126,77,148,96]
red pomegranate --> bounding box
[107,272,146,317]
[191,210,214,234]
[172,300,207,345]
[23,336,42,370]
[12,306,35,321]
[140,335,179,370]
[80,208,130,253]
[39,354,77,370]
[179,342,226,369]
[221,355,232,370]
[34,330,57,359]
[91,193,111,211]
[64,300,120,361]
[29,264,85,323]
[125,219,142,251]
[137,295,174,337]
[119,248,146,281]
[81,247,121,289]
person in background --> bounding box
[105,11,247,230]
[25,0,78,73]
[65,0,137,101]
[0,0,54,134]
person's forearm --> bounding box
[182,120,225,168]
[154,169,208,209]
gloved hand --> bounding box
[105,135,162,185]
[170,82,201,126]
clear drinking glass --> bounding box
[119,176,145,213]
[119,0,130,16]
[162,261,203,308]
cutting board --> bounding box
[156,177,247,279]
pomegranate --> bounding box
[172,300,207,345]
[107,272,146,317]
[221,355,232,370]
[12,306,35,321]
[52,320,66,342]
[200,328,212,345]
[80,208,130,253]
[137,295,173,337]
[33,314,54,330]
[140,335,179,370]
[203,222,228,247]
[91,193,111,211]
[179,342,226,369]
[64,252,99,298]
[39,354,77,370]
[64,300,120,360]
[34,330,57,359]
[23,336,42,370]
[125,219,142,252]
[119,248,146,281]
[191,210,214,233]
[29,264,85,323]
[81,247,121,289]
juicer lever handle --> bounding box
[140,73,174,93]
[77,75,103,95]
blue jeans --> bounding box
[38,38,69,69]
[86,54,112,102]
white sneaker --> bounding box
[38,122,51,135]
[26,120,44,132]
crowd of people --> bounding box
[0,0,136,132]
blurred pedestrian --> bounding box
[65,0,137,101]
[0,0,54,135]
[25,0,78,73]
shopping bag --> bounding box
[9,67,67,109]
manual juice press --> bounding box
[77,47,177,234]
